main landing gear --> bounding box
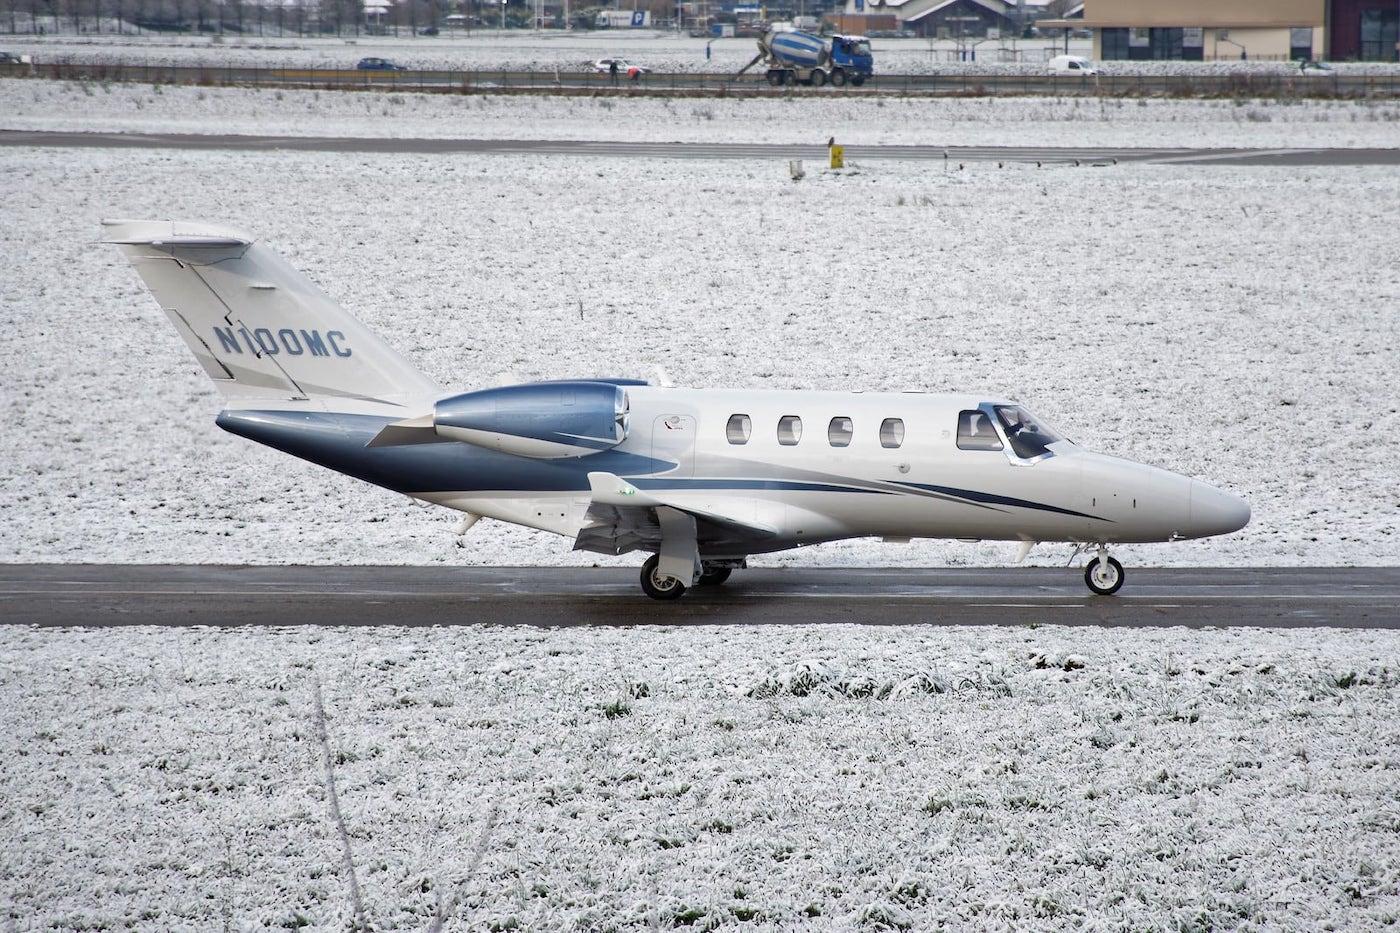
[640,554,687,600]
[1084,546,1125,596]
[639,556,736,600]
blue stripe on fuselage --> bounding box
[631,478,891,495]
[893,481,1106,522]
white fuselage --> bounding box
[416,386,1250,555]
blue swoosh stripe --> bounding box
[893,482,1108,522]
[631,478,892,495]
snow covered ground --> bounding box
[1,144,1396,568]
[7,78,1400,147]
[3,623,1398,929]
[8,31,1400,75]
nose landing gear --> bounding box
[1084,546,1125,596]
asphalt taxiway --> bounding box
[1,565,1395,628]
[2,130,1397,166]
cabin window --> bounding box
[957,410,1003,451]
[879,418,904,449]
[828,416,853,447]
[995,405,1062,460]
[777,415,803,446]
[726,414,751,445]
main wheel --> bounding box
[766,70,783,87]
[697,566,732,586]
[829,68,847,87]
[1084,556,1125,596]
[810,69,827,87]
[850,74,866,87]
[641,554,687,601]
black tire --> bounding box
[641,554,687,601]
[810,69,827,87]
[830,68,847,87]
[850,75,866,87]
[766,70,783,87]
[1084,556,1125,596]
[697,566,732,586]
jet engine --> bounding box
[432,381,631,459]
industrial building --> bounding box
[1042,0,1399,61]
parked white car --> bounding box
[1049,54,1099,76]
[593,58,651,75]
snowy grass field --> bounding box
[3,623,1399,929]
[7,78,1400,147]
[1,145,1397,568]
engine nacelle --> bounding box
[433,381,630,459]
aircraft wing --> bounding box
[573,472,777,556]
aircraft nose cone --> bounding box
[1189,481,1251,538]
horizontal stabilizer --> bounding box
[102,220,252,255]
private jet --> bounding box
[105,221,1251,600]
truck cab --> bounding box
[830,35,874,84]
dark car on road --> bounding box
[355,57,408,71]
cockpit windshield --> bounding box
[851,40,872,56]
[994,405,1064,460]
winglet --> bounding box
[587,471,660,507]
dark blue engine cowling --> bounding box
[433,380,631,459]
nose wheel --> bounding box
[1084,550,1125,596]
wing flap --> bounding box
[574,472,777,557]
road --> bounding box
[8,61,1400,99]
[2,130,1397,165]
[1,565,1396,628]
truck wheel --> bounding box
[766,70,783,87]
[850,74,866,87]
[830,68,847,87]
[810,69,827,87]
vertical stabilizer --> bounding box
[103,219,439,406]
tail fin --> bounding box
[103,220,440,406]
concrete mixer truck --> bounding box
[736,29,874,87]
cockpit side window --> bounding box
[994,405,1062,460]
[956,410,1002,451]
